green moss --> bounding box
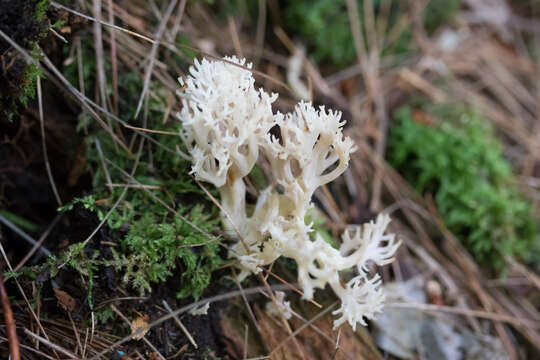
[108,206,222,299]
[59,32,224,300]
[387,104,538,269]
[35,0,51,21]
[7,241,100,307]
[0,0,51,120]
[94,307,116,324]
[423,0,461,33]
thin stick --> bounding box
[68,312,83,356]
[120,122,182,137]
[228,16,244,58]
[51,1,155,43]
[40,54,131,154]
[94,137,114,193]
[134,0,178,119]
[162,300,198,349]
[258,273,307,359]
[269,302,338,355]
[0,240,60,359]
[0,215,51,256]
[254,0,266,65]
[75,37,88,134]
[37,76,63,206]
[243,324,249,359]
[263,268,322,308]
[14,212,63,271]
[23,329,79,359]
[0,277,20,360]
[51,2,292,92]
[233,269,262,334]
[167,0,187,42]
[107,0,119,115]
[93,0,110,114]
[110,305,166,360]
[0,335,55,360]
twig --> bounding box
[0,215,51,256]
[134,0,179,119]
[228,16,244,58]
[162,300,198,349]
[0,237,60,359]
[269,302,338,356]
[37,76,63,206]
[110,305,166,360]
[23,328,79,359]
[14,211,63,271]
[107,0,118,115]
[93,0,110,115]
[233,268,262,334]
[243,324,249,359]
[51,1,292,92]
[254,0,266,65]
[0,277,20,360]
[94,137,114,193]
[262,268,322,308]
[68,312,83,356]
[51,1,155,43]
[0,335,55,360]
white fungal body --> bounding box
[178,56,400,330]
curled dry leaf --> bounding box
[53,288,76,312]
[130,315,150,340]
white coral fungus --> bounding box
[177,56,401,330]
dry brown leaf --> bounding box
[53,288,76,312]
[130,315,150,340]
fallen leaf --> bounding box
[130,315,150,340]
[53,288,76,312]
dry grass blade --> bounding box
[162,300,198,349]
[107,0,119,114]
[14,212,63,271]
[269,302,338,356]
[51,1,155,43]
[0,277,20,360]
[23,329,79,360]
[37,77,63,206]
[134,0,178,119]
[345,0,389,213]
[93,0,110,113]
[0,335,56,360]
[0,238,60,359]
[232,269,262,335]
[0,215,51,256]
[110,305,166,360]
[254,0,266,64]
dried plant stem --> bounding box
[0,277,20,360]
[37,77,63,206]
[162,300,198,349]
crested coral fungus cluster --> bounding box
[177,56,400,330]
